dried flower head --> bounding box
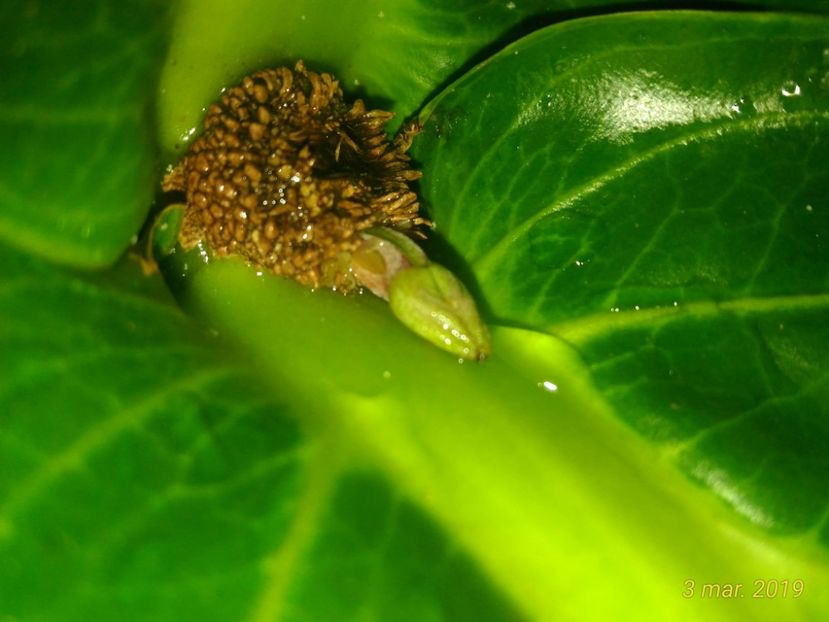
[162,60,426,290]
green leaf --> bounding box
[269,473,525,622]
[0,0,169,266]
[0,243,520,621]
[158,0,829,159]
[3,1,826,264]
[412,11,829,539]
[158,0,571,155]
[5,3,829,621]
[149,232,829,621]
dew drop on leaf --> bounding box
[781,80,801,97]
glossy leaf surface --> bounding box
[158,0,829,157]
[0,243,519,621]
[0,0,168,266]
[412,11,829,539]
[2,2,829,621]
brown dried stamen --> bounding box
[162,60,426,290]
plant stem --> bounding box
[174,257,828,621]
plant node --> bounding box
[162,61,426,291]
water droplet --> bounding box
[806,204,814,212]
[727,95,754,115]
[539,380,558,392]
[781,81,801,97]
[180,125,198,143]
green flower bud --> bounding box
[389,264,490,361]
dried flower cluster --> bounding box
[162,61,425,290]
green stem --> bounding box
[171,255,827,621]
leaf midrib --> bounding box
[551,291,829,346]
[245,437,341,622]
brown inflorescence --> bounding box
[162,60,426,290]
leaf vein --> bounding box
[475,111,829,278]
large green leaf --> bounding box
[159,251,829,621]
[0,244,520,621]
[0,0,169,267]
[3,0,824,264]
[411,11,829,539]
[3,2,829,621]
[158,0,829,158]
